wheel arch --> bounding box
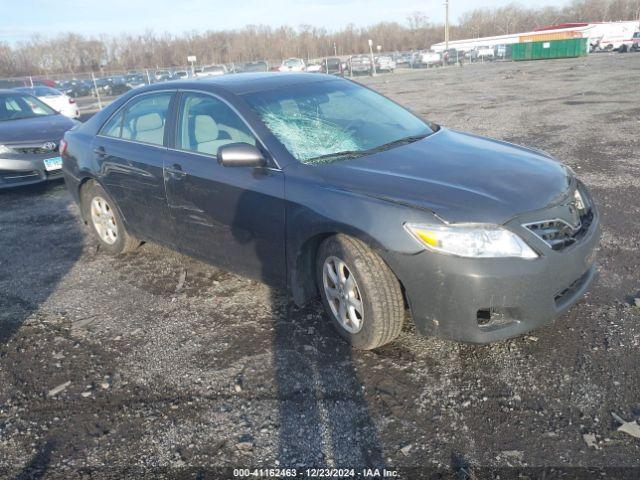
[289,224,406,308]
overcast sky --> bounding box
[2,0,570,44]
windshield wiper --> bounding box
[366,134,430,154]
[307,150,366,162]
[307,133,430,164]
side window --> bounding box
[99,93,172,145]
[177,93,256,156]
[100,111,123,138]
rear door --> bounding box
[92,90,176,244]
[164,91,286,285]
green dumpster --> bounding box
[512,38,588,61]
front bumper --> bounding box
[0,155,64,189]
[385,209,601,343]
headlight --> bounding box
[0,144,13,154]
[404,223,538,259]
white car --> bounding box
[420,51,442,67]
[278,58,306,72]
[306,63,323,73]
[13,86,80,119]
[196,65,228,77]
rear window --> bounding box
[99,92,172,146]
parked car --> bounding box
[278,58,306,72]
[348,55,372,75]
[420,51,442,67]
[306,63,323,73]
[196,65,228,78]
[442,48,460,65]
[237,61,269,73]
[321,57,343,75]
[61,73,600,349]
[63,80,92,98]
[13,86,80,119]
[477,46,495,61]
[375,55,396,72]
[154,70,172,82]
[0,90,77,189]
[126,74,147,89]
[631,31,640,51]
[173,70,190,79]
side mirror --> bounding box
[217,143,267,168]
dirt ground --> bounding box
[1,54,639,479]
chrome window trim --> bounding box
[174,88,281,170]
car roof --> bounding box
[0,89,32,97]
[140,72,336,95]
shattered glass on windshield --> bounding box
[257,110,361,164]
[243,79,433,165]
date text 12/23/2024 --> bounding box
[233,468,400,478]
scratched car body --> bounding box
[61,73,600,349]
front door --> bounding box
[164,91,286,285]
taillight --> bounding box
[59,139,68,155]
[69,98,76,104]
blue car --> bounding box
[61,73,600,348]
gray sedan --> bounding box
[0,90,77,189]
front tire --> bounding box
[81,182,139,255]
[316,235,404,350]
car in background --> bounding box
[306,63,323,73]
[13,86,80,119]
[237,61,269,73]
[442,48,461,65]
[196,65,228,78]
[375,55,396,72]
[173,70,190,79]
[477,46,495,61]
[154,70,172,82]
[0,90,77,189]
[278,58,306,72]
[62,79,92,98]
[126,74,147,89]
[348,55,372,75]
[420,51,442,67]
[321,57,343,75]
[631,31,640,51]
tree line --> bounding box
[1,0,639,77]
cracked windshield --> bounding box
[243,80,434,164]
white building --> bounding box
[430,21,640,53]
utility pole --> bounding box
[444,0,450,51]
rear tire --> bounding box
[81,181,140,255]
[316,234,404,350]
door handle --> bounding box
[93,146,106,156]
[166,163,186,179]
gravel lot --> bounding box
[1,54,639,478]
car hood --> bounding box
[316,128,573,224]
[0,114,77,144]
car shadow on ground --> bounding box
[232,189,386,467]
[0,180,82,478]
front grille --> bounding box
[12,143,59,155]
[525,209,593,251]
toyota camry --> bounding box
[61,73,600,349]
[0,90,78,189]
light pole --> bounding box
[368,39,377,76]
[444,0,450,51]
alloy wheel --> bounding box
[322,255,364,333]
[90,196,118,245]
